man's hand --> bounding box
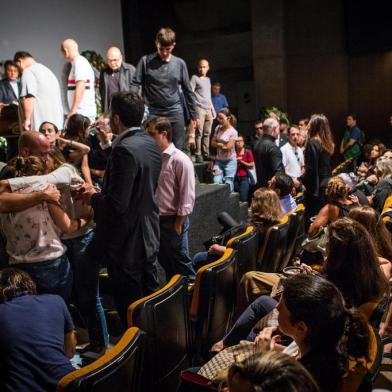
[188,134,196,150]
[40,184,61,204]
[208,244,226,255]
[22,119,31,132]
[367,174,378,185]
[293,178,301,188]
[174,220,183,236]
[73,183,98,205]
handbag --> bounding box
[301,226,329,255]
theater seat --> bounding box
[56,327,145,392]
[190,248,237,362]
[382,194,392,213]
[127,275,191,392]
[337,325,382,392]
[286,204,306,262]
[257,216,291,273]
[226,225,259,280]
[332,158,354,175]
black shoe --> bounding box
[195,155,203,163]
[203,155,211,161]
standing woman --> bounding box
[301,114,334,226]
[211,108,238,192]
[234,134,254,202]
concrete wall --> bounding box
[0,0,123,80]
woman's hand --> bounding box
[254,326,279,353]
[210,340,225,353]
[208,244,226,255]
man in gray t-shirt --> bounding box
[190,59,216,162]
[14,51,63,131]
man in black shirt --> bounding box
[132,27,198,150]
[254,117,284,188]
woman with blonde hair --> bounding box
[301,114,334,227]
[191,188,282,271]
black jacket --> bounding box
[254,134,284,187]
[301,139,332,197]
[90,128,162,267]
[0,78,19,104]
[99,63,136,112]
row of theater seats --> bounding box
[56,204,307,392]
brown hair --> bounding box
[308,114,335,155]
[228,351,319,392]
[348,206,392,261]
[146,116,172,142]
[251,188,282,226]
[156,27,176,46]
[326,218,388,307]
[8,156,48,177]
[0,268,37,302]
[219,107,237,128]
[326,176,348,202]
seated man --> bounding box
[269,172,296,215]
[0,268,76,392]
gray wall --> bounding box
[0,0,123,80]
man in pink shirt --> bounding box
[147,116,196,280]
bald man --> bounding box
[99,47,135,112]
[61,38,96,122]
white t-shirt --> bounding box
[67,55,96,119]
[280,142,304,179]
[20,63,64,130]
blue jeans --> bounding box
[223,295,277,346]
[213,158,237,192]
[159,216,195,280]
[64,230,109,348]
[234,175,250,202]
[16,255,72,303]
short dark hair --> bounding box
[288,124,300,135]
[110,92,145,128]
[254,119,263,126]
[280,118,289,125]
[347,113,358,122]
[156,27,176,46]
[0,268,37,302]
[274,172,294,196]
[4,60,18,71]
[14,51,33,62]
[147,116,172,142]
[299,118,309,125]
[212,82,221,87]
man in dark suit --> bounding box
[99,47,135,113]
[81,92,161,327]
[0,60,19,104]
[254,117,284,188]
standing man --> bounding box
[14,51,63,131]
[132,27,198,150]
[280,125,304,189]
[211,82,229,114]
[80,92,161,327]
[61,39,96,122]
[340,113,363,161]
[254,117,284,188]
[147,116,195,280]
[99,47,135,113]
[190,59,215,162]
[0,60,19,104]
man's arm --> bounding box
[0,186,60,213]
[130,57,144,95]
[22,96,35,131]
[68,80,85,118]
[271,146,284,174]
[180,61,198,122]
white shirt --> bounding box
[20,63,64,130]
[67,55,96,119]
[280,142,304,179]
[9,80,19,99]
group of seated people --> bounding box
[0,106,392,392]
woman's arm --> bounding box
[308,204,333,237]
[219,138,236,151]
[48,202,90,234]
[80,154,93,185]
[58,137,90,155]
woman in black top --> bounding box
[301,114,334,227]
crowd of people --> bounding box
[0,25,392,392]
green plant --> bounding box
[260,106,291,126]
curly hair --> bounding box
[7,156,48,178]
[251,188,282,226]
[0,268,37,302]
[326,176,348,202]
